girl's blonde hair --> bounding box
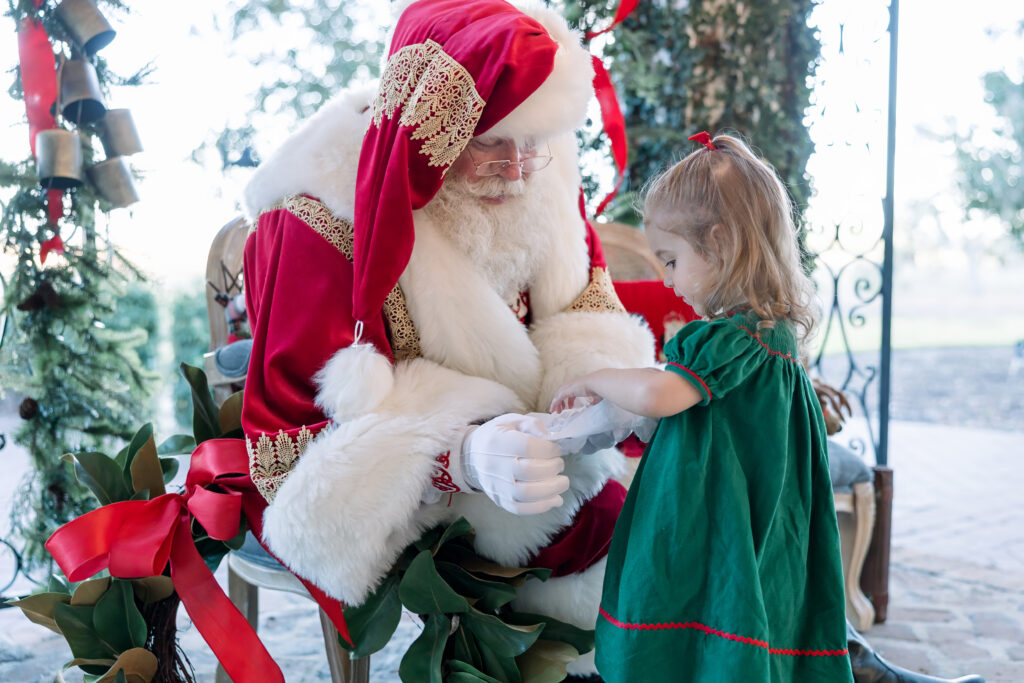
[642,133,818,342]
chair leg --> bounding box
[320,608,370,683]
[216,562,260,682]
[845,480,877,630]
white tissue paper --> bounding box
[510,398,658,455]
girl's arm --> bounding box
[549,367,702,418]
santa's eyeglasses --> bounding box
[466,143,553,176]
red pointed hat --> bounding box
[351,0,593,330]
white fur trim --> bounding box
[531,310,657,411]
[487,2,595,141]
[313,343,394,422]
[241,83,375,221]
[512,557,607,676]
[262,358,524,604]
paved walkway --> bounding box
[1,415,1022,681]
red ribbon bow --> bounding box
[688,131,717,151]
[46,439,284,682]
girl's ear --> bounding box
[705,223,727,265]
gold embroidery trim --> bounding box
[568,266,628,314]
[248,426,315,503]
[373,39,485,170]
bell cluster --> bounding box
[35,0,142,209]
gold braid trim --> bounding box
[373,39,485,170]
[248,426,315,503]
[568,266,627,314]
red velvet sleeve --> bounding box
[242,206,390,439]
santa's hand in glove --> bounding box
[424,414,570,516]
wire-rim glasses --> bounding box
[466,143,553,176]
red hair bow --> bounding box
[688,131,717,151]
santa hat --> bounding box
[351,0,593,335]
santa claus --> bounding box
[241,0,647,677]
[237,1,985,682]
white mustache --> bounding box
[456,175,527,199]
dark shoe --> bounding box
[848,624,986,683]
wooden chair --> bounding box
[594,220,877,630]
[204,216,370,682]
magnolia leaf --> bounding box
[7,591,71,634]
[398,614,449,683]
[449,659,503,683]
[71,577,112,606]
[130,433,165,498]
[503,613,594,655]
[436,561,516,612]
[130,577,175,606]
[398,550,470,615]
[433,517,474,553]
[48,574,72,594]
[476,637,522,683]
[62,452,132,505]
[464,608,543,658]
[516,640,580,683]
[53,603,114,661]
[341,575,402,657]
[159,456,180,484]
[442,547,551,583]
[64,657,117,671]
[157,434,196,455]
[120,424,154,478]
[95,647,159,683]
[452,624,483,670]
[218,391,244,435]
[92,580,147,652]
[413,525,446,553]
[180,363,220,444]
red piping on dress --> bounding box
[599,607,849,657]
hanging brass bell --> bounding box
[35,129,84,190]
[54,0,116,55]
[99,109,143,157]
[59,58,106,125]
[86,156,139,208]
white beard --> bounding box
[424,174,555,302]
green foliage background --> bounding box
[0,0,155,566]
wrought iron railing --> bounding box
[805,0,898,466]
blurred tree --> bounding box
[194,0,387,171]
[169,287,209,430]
[952,60,1024,248]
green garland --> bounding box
[557,0,819,228]
[1,0,155,568]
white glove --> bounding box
[457,413,570,515]
[520,398,659,455]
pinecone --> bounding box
[19,397,39,420]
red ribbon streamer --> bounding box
[40,234,64,264]
[585,0,640,41]
[45,440,300,683]
[17,16,63,227]
[591,54,628,217]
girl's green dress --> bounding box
[596,310,854,682]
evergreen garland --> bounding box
[557,0,820,227]
[0,0,154,568]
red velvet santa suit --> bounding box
[240,1,654,675]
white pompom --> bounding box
[313,343,394,421]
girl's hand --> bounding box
[549,378,601,413]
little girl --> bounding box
[550,133,854,682]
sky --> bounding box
[1,0,1022,300]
